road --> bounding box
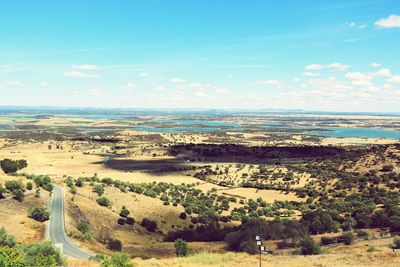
[49,184,93,259]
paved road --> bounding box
[49,184,93,259]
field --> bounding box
[0,110,399,266]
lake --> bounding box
[309,127,400,139]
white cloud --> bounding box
[170,78,186,84]
[327,63,349,71]
[372,68,392,77]
[63,71,98,78]
[375,15,400,28]
[89,88,102,96]
[39,81,50,87]
[139,72,148,77]
[345,72,373,86]
[302,72,320,77]
[73,64,98,70]
[6,80,23,86]
[121,83,136,90]
[388,75,400,84]
[305,64,323,70]
[371,62,381,68]
[256,80,282,87]
[347,22,366,29]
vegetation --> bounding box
[0,159,27,174]
[299,236,321,255]
[97,197,111,207]
[108,238,123,251]
[174,239,188,257]
[28,206,50,222]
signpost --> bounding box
[255,236,263,267]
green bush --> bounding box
[108,238,122,251]
[126,217,135,225]
[100,252,133,267]
[28,206,50,222]
[120,206,130,218]
[77,222,89,234]
[174,239,188,257]
[5,180,24,192]
[393,237,400,249]
[320,236,335,245]
[141,218,157,232]
[300,236,321,255]
[21,241,63,267]
[26,182,33,190]
[0,227,16,247]
[117,218,126,225]
[342,231,354,245]
[239,240,259,255]
[0,159,27,174]
[97,197,111,207]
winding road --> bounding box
[49,184,93,259]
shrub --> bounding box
[320,236,335,245]
[97,197,111,207]
[0,159,27,173]
[239,240,259,254]
[141,218,157,232]
[179,212,187,220]
[355,230,369,239]
[367,245,376,252]
[100,252,133,267]
[117,218,126,225]
[28,206,50,222]
[342,231,354,245]
[77,222,89,234]
[12,189,25,202]
[126,217,135,225]
[26,182,33,190]
[93,184,105,196]
[300,236,321,255]
[20,241,63,267]
[120,206,130,218]
[5,180,24,192]
[108,238,122,251]
[389,216,400,232]
[393,237,400,249]
[174,239,188,257]
[0,227,16,247]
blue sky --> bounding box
[0,0,400,111]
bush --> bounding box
[77,222,89,233]
[239,240,259,254]
[100,252,133,267]
[93,184,105,196]
[26,182,33,190]
[117,218,126,225]
[179,212,187,220]
[108,238,122,251]
[126,217,135,225]
[320,236,335,245]
[141,218,157,232]
[0,227,16,247]
[120,206,130,218]
[12,189,25,202]
[367,245,376,252]
[97,197,111,207]
[5,180,24,192]
[28,206,50,222]
[389,216,400,232]
[174,239,188,257]
[0,159,27,173]
[355,230,369,239]
[21,241,63,267]
[393,237,400,249]
[342,231,354,245]
[300,236,321,255]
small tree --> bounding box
[392,237,400,249]
[12,189,24,202]
[93,184,105,196]
[117,218,126,225]
[174,239,188,257]
[28,206,50,222]
[120,206,130,218]
[97,197,111,207]
[77,222,89,234]
[342,231,354,245]
[100,252,133,267]
[0,227,16,247]
[108,238,122,251]
[26,182,33,190]
[179,212,187,220]
[300,236,321,255]
[126,217,135,225]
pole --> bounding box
[259,248,261,267]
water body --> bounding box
[309,127,400,139]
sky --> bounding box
[0,0,400,112]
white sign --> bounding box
[257,241,262,246]
[260,246,265,251]
[256,235,261,241]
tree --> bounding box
[108,238,122,251]
[77,222,89,234]
[342,231,354,245]
[12,189,24,202]
[20,241,63,267]
[0,159,28,173]
[100,252,133,267]
[174,239,188,257]
[93,184,105,196]
[97,197,111,207]
[300,236,321,255]
[0,184,5,199]
[179,212,187,220]
[28,206,50,222]
[120,206,130,218]
[0,227,16,247]
[126,217,135,225]
[141,218,157,232]
[26,182,33,190]
[5,180,24,193]
[392,237,400,249]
